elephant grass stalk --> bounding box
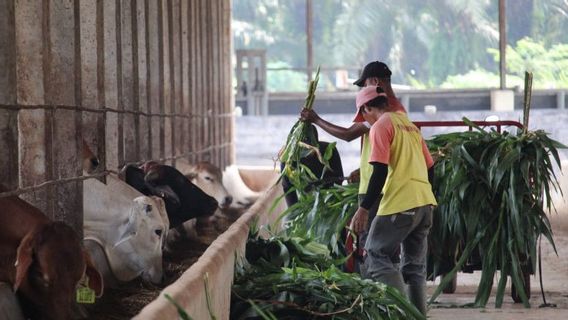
[427,118,565,307]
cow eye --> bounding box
[144,204,153,212]
[205,176,213,181]
[155,229,163,237]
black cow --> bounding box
[281,125,345,207]
[119,163,218,228]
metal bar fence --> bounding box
[0,0,234,236]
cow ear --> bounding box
[185,172,197,180]
[83,251,104,297]
[14,232,35,292]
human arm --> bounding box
[300,108,369,142]
[350,162,388,234]
[421,139,435,184]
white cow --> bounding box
[83,175,169,286]
[176,159,233,209]
[222,165,263,210]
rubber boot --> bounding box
[407,284,427,315]
[378,271,406,296]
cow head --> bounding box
[186,162,233,209]
[14,222,103,320]
[82,139,100,175]
[144,164,218,226]
[112,196,168,284]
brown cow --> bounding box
[0,187,103,320]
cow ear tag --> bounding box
[76,275,96,304]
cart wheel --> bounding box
[442,273,458,294]
[511,271,531,303]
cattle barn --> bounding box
[0,0,240,319]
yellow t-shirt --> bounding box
[369,112,437,216]
[358,95,407,196]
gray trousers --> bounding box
[364,205,433,285]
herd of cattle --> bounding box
[0,142,262,320]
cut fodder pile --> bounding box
[231,235,425,320]
[427,118,566,307]
[282,183,358,257]
[228,68,424,319]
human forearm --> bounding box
[312,118,367,142]
[360,163,388,210]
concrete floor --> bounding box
[428,213,568,319]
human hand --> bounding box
[350,207,369,235]
[300,108,319,123]
[348,168,361,184]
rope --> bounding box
[0,143,232,199]
[0,104,233,119]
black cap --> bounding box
[353,61,392,87]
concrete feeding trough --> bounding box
[133,166,286,319]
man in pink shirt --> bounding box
[350,86,437,315]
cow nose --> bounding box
[223,196,233,207]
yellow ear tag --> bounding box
[76,275,96,304]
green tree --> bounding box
[441,37,568,89]
[489,37,568,88]
[233,0,568,89]
[333,0,497,85]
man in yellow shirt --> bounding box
[350,86,436,315]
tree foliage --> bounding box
[233,1,568,88]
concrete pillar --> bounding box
[181,0,190,161]
[121,0,136,163]
[558,91,565,110]
[103,0,119,171]
[15,0,49,214]
[136,0,150,160]
[223,0,235,167]
[210,0,223,166]
[199,0,213,161]
[196,0,205,161]
[46,0,82,232]
[161,0,172,162]
[171,0,182,161]
[0,0,18,190]
[490,89,515,112]
[79,0,100,165]
[188,0,198,164]
[0,0,16,105]
[147,0,160,160]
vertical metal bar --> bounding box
[96,0,106,182]
[131,0,141,160]
[499,0,507,90]
[135,0,149,161]
[144,0,152,161]
[116,0,124,167]
[158,0,165,160]
[306,0,313,82]
[167,0,176,166]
